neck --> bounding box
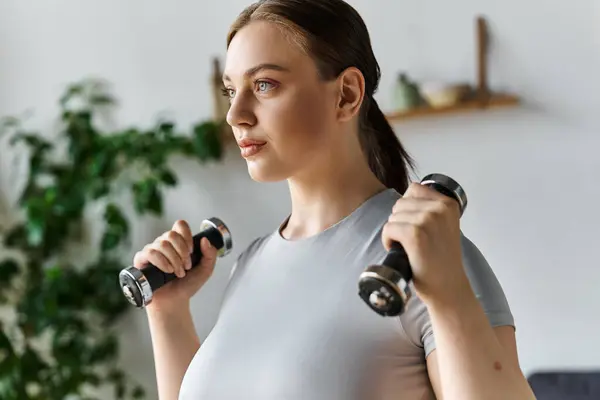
[280,146,387,240]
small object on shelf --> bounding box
[392,72,423,111]
[420,82,470,109]
[386,93,519,120]
[385,15,519,122]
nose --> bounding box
[226,91,257,129]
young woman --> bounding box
[134,1,536,399]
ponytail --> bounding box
[360,96,415,194]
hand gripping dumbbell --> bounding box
[118,217,233,308]
[358,174,468,317]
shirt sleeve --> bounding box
[399,232,515,358]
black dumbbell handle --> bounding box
[381,242,413,282]
[141,227,224,291]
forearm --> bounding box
[426,281,535,400]
[147,304,201,400]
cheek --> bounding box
[263,86,333,151]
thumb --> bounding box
[198,237,218,268]
[200,238,218,267]
[183,237,218,287]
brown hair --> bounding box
[227,0,415,194]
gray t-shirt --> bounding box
[179,188,514,400]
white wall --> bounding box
[1,0,599,398]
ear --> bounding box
[335,67,366,122]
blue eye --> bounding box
[221,87,235,99]
[256,80,276,92]
[221,88,235,99]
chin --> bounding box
[246,159,290,183]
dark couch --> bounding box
[528,371,600,399]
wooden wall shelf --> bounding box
[385,16,520,123]
[386,93,519,122]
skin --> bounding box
[134,228,217,400]
[137,20,536,400]
[223,21,386,238]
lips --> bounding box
[237,138,267,147]
[237,138,267,158]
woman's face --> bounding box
[223,21,341,182]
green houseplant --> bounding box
[0,78,225,399]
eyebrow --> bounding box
[222,63,290,82]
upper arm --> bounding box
[400,233,515,357]
[426,326,522,399]
[399,233,517,396]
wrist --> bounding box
[146,300,192,322]
[146,301,199,343]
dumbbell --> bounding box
[118,217,233,308]
[357,174,467,317]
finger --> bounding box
[132,247,150,269]
[392,197,437,214]
[404,182,445,201]
[381,221,422,252]
[172,220,194,254]
[388,209,429,227]
[182,238,217,287]
[165,230,193,270]
[199,237,217,269]
[143,247,175,274]
[151,239,186,278]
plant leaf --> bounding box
[0,77,222,399]
[158,168,177,186]
[0,259,20,287]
